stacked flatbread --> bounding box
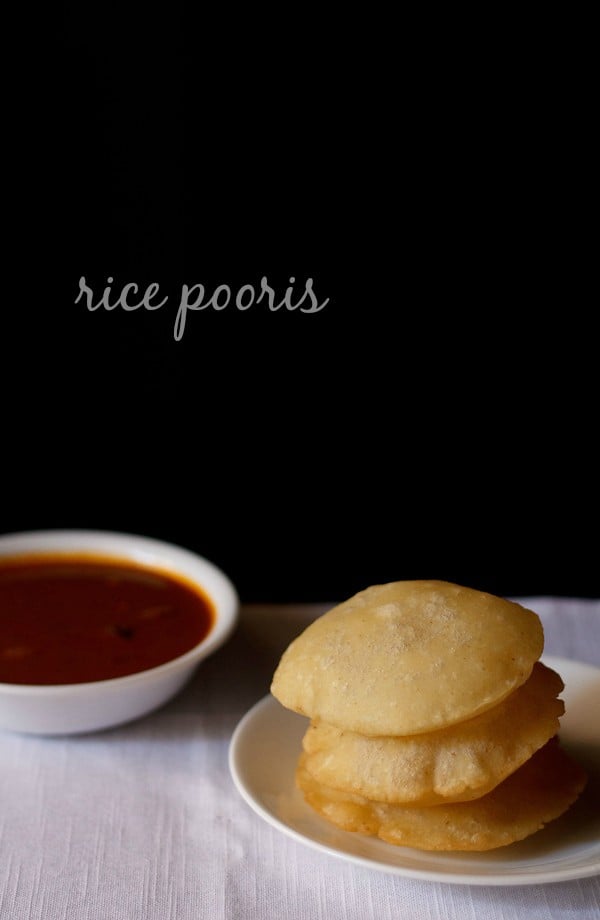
[271,581,586,851]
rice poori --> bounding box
[271,581,544,736]
[271,580,587,851]
[301,662,565,805]
[296,740,587,851]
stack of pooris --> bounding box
[271,581,586,851]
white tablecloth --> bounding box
[1,599,599,920]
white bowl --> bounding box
[0,530,239,735]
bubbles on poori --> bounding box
[271,580,587,852]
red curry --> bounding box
[0,554,215,685]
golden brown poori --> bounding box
[271,581,544,736]
[301,662,565,805]
[296,740,586,851]
[270,580,587,851]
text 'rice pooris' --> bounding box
[296,739,587,851]
[271,581,544,736]
[302,662,565,805]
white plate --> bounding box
[229,656,600,885]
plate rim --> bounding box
[229,655,600,886]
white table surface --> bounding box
[1,598,599,920]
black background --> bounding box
[2,12,597,602]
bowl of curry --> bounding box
[0,530,239,734]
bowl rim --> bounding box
[0,529,239,695]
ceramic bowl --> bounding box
[0,530,239,734]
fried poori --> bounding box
[302,662,565,805]
[296,739,587,851]
[271,581,544,736]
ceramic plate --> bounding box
[229,656,600,885]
